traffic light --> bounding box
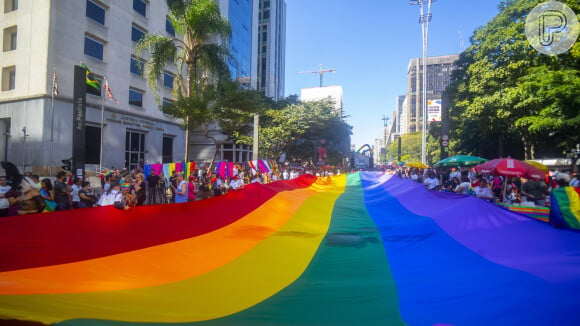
[61,159,72,171]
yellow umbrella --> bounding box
[406,161,427,169]
[525,160,549,172]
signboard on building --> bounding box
[354,155,369,169]
[72,65,86,176]
[427,99,442,122]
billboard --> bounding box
[427,99,442,122]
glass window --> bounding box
[86,0,105,25]
[133,0,146,16]
[4,0,18,13]
[1,66,16,91]
[130,57,144,76]
[125,131,146,170]
[131,25,146,43]
[163,72,174,89]
[84,35,104,61]
[2,26,17,52]
[166,17,175,36]
[129,88,144,107]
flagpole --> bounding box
[49,66,56,177]
[99,78,105,174]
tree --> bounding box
[136,0,232,161]
[447,0,580,160]
[253,98,352,165]
[162,79,265,170]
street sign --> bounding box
[441,140,449,147]
[441,135,449,141]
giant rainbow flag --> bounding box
[1,172,580,325]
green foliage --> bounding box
[447,0,580,160]
[253,98,352,164]
[386,132,440,165]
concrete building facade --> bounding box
[0,0,278,172]
[401,54,459,135]
[0,0,186,173]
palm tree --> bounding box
[136,0,232,161]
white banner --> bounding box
[427,99,442,122]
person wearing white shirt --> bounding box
[473,179,494,201]
[423,173,440,190]
[454,177,472,195]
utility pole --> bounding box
[382,115,390,164]
[410,0,436,165]
[298,64,336,87]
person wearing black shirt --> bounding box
[54,171,71,210]
[146,170,160,204]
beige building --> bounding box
[400,54,459,135]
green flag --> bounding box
[81,63,101,90]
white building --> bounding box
[0,0,185,173]
[300,85,343,116]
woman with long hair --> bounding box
[40,178,57,212]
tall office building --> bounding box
[257,0,286,100]
[218,0,256,85]
[401,54,459,135]
[0,0,185,173]
[190,0,259,163]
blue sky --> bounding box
[284,0,504,148]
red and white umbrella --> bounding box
[474,158,547,179]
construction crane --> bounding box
[298,64,336,87]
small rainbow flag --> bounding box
[1,173,579,325]
[549,186,580,230]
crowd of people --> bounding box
[391,166,579,206]
[2,161,577,217]
[0,163,339,216]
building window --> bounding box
[86,0,105,25]
[166,17,175,36]
[162,136,173,163]
[133,0,146,17]
[163,72,174,89]
[4,0,17,13]
[85,126,101,164]
[1,66,16,91]
[2,26,17,52]
[125,131,145,170]
[86,75,102,97]
[131,24,146,43]
[129,88,144,107]
[84,35,104,61]
[130,56,145,76]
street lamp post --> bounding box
[410,0,435,165]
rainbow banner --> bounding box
[550,186,580,230]
[1,172,579,325]
[498,203,550,222]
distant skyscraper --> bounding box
[257,0,286,100]
[402,54,459,135]
[300,86,343,116]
